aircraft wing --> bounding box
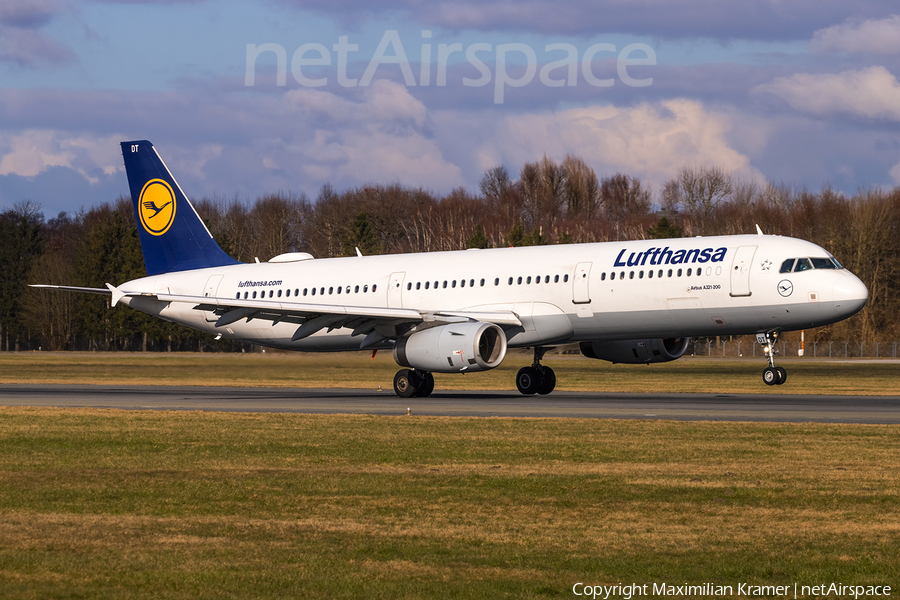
[154,291,522,347]
[31,283,522,347]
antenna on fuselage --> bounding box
[756,224,764,236]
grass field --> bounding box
[1,353,897,598]
[0,408,898,599]
[2,351,900,395]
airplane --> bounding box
[33,140,869,397]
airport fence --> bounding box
[688,337,900,359]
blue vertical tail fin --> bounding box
[121,140,240,276]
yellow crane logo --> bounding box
[138,179,177,236]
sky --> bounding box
[2,0,900,218]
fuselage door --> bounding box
[573,262,592,304]
[203,274,224,322]
[730,246,757,297]
[388,272,405,308]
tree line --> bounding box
[2,156,898,352]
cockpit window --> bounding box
[794,258,813,272]
[781,256,843,273]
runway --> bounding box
[2,384,899,423]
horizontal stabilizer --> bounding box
[29,284,111,296]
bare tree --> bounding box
[601,173,651,240]
[479,165,512,206]
[662,165,733,234]
[561,155,600,218]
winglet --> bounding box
[756,224,764,236]
[106,283,126,308]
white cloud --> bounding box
[280,80,463,190]
[472,99,761,191]
[0,130,124,183]
[755,66,900,121]
[812,15,900,54]
[890,160,900,185]
[0,131,73,177]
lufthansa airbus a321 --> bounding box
[33,141,869,397]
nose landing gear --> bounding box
[758,332,787,386]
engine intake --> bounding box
[580,338,690,364]
[394,322,507,373]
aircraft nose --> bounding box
[832,273,868,316]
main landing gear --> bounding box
[392,347,558,398]
[758,331,787,386]
[516,347,556,395]
[393,369,435,398]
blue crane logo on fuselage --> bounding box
[777,280,794,297]
[138,179,177,236]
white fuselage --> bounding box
[118,234,868,351]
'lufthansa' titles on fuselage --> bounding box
[613,246,728,268]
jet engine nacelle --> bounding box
[580,337,690,364]
[394,322,507,373]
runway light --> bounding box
[407,407,411,416]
